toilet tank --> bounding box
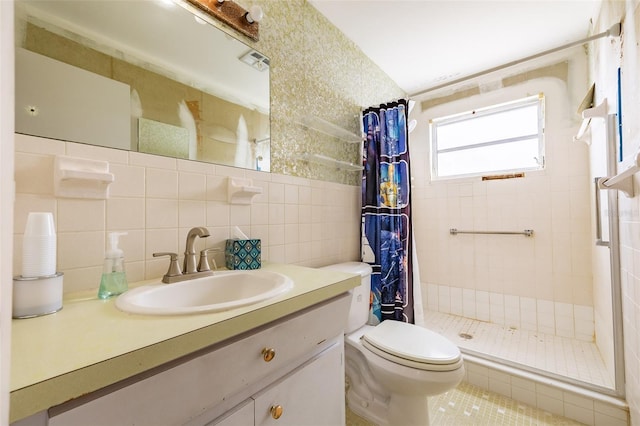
[321,262,372,333]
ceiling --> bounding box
[309,0,602,97]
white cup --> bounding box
[22,212,57,277]
[24,212,56,237]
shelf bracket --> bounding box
[574,98,607,143]
[598,149,640,198]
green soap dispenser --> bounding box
[98,232,129,299]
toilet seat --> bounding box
[361,320,463,372]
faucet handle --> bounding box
[153,252,182,282]
[198,248,219,272]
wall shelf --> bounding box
[297,115,363,144]
[54,155,114,199]
[296,114,363,172]
[298,153,363,172]
[228,177,262,204]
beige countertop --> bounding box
[10,263,359,423]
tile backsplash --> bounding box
[14,134,361,294]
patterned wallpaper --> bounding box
[236,0,405,185]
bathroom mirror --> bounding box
[14,0,271,172]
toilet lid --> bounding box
[362,320,462,371]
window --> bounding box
[430,95,545,179]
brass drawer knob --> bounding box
[262,347,276,362]
[270,404,283,419]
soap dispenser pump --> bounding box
[98,232,129,299]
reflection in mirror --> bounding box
[14,0,270,172]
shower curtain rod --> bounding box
[410,22,621,98]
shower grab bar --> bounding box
[449,228,534,237]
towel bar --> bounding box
[449,228,534,237]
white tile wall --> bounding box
[537,299,556,335]
[428,283,594,341]
[13,134,361,294]
[520,297,537,331]
[476,290,490,321]
[555,302,576,338]
[450,287,463,316]
[412,70,593,321]
[438,285,451,314]
[462,288,476,318]
[489,292,505,326]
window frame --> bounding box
[430,94,545,180]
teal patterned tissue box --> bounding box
[225,239,261,270]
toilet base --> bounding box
[346,387,390,426]
[347,388,431,426]
[388,394,430,426]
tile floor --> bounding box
[346,381,584,425]
[424,311,614,389]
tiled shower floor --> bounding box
[425,311,614,389]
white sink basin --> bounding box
[115,270,293,315]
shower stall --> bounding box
[410,43,625,401]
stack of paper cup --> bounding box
[13,212,63,318]
[22,212,57,277]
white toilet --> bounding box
[323,262,464,426]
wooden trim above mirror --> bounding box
[187,0,259,42]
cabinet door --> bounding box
[208,399,254,426]
[253,342,345,426]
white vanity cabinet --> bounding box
[42,294,350,426]
[252,342,344,426]
[209,342,344,426]
[208,399,254,426]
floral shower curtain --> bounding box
[361,99,414,324]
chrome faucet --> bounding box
[184,226,210,274]
[153,226,214,283]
